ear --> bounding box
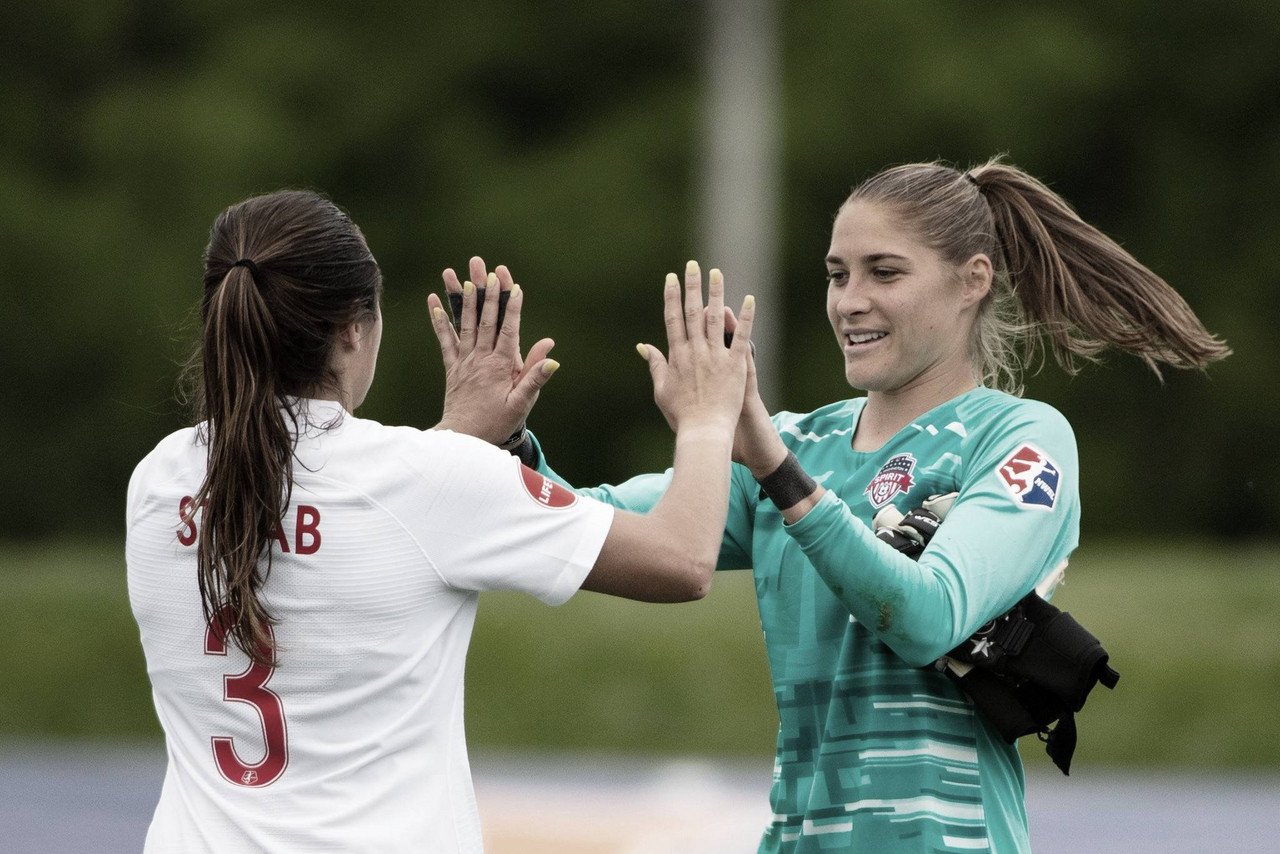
[959,254,993,307]
[335,319,366,353]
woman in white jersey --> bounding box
[126,189,755,852]
[454,158,1230,852]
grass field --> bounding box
[3,539,1278,769]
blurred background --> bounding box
[3,0,1279,849]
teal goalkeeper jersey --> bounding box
[533,386,1079,853]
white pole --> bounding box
[701,0,783,405]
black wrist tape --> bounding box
[510,433,538,467]
[497,424,527,451]
[756,451,817,511]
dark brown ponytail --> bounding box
[183,190,381,664]
[847,157,1231,392]
[968,157,1231,376]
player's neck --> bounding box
[853,370,979,452]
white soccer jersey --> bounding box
[126,398,613,853]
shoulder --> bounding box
[380,423,506,464]
[955,388,1074,444]
[132,425,204,485]
[953,390,1079,489]
[771,398,863,448]
[328,416,514,489]
[334,411,494,457]
[127,425,204,522]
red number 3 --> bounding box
[204,605,289,787]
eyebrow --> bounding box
[825,252,909,266]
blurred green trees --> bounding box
[2,0,1276,539]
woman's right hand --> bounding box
[722,307,789,479]
[637,261,754,434]
[427,257,556,443]
[583,263,754,603]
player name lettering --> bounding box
[178,496,322,554]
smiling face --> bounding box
[826,200,991,399]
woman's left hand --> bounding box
[428,257,556,444]
[722,307,789,478]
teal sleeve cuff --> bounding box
[784,490,863,541]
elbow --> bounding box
[891,642,946,670]
[648,528,716,601]
[670,554,714,602]
[865,580,964,667]
[876,627,948,668]
[675,583,711,603]
[618,540,714,603]
[874,607,959,668]
[688,564,714,601]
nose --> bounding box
[834,281,871,317]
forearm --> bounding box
[648,425,734,565]
[529,429,755,572]
[785,491,967,666]
[583,424,733,602]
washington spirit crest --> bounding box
[865,453,917,508]
[997,444,1061,510]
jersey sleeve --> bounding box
[784,403,1080,667]
[126,429,198,533]
[418,433,615,605]
[526,430,756,571]
[126,454,152,531]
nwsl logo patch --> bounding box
[865,453,917,508]
[997,444,1061,510]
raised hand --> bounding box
[636,261,754,434]
[722,305,789,478]
[428,257,556,444]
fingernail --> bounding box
[665,273,679,288]
[635,343,648,358]
[463,281,474,295]
[510,283,521,298]
[541,359,561,375]
[710,268,723,286]
[744,294,755,310]
[431,307,445,321]
[487,272,497,288]
[685,260,699,276]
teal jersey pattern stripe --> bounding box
[532,386,1079,853]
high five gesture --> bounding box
[638,260,755,434]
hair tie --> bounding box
[964,172,980,187]
[231,258,261,280]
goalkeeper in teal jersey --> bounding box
[525,391,1077,851]
[432,157,1229,852]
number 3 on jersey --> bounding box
[204,605,289,787]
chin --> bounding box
[844,368,875,392]
[847,370,908,395]
[844,359,881,392]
